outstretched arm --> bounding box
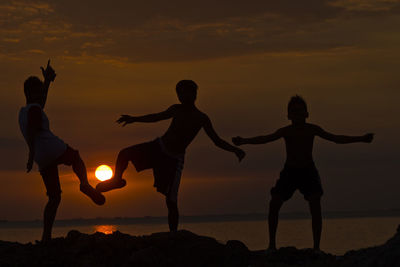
[203,116,245,162]
[315,126,374,144]
[232,128,284,146]
[40,60,56,109]
[116,105,177,126]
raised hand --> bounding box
[41,59,56,82]
[232,136,244,146]
[235,148,246,162]
[116,115,135,126]
[363,133,374,143]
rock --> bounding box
[224,240,250,267]
[127,246,165,267]
[339,224,400,267]
[247,247,337,267]
[1,226,400,266]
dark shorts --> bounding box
[123,139,184,202]
[39,146,78,197]
[270,164,323,201]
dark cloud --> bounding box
[2,0,400,62]
[52,0,340,26]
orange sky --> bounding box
[1,0,399,220]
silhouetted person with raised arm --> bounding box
[18,60,105,243]
[96,80,245,232]
[233,95,373,252]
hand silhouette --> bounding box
[235,148,246,162]
[41,59,56,82]
[232,136,244,146]
[363,133,374,143]
[116,115,134,126]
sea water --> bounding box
[0,216,398,255]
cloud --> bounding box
[3,38,20,43]
[329,0,400,12]
[4,0,399,62]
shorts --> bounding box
[123,138,184,202]
[39,145,79,197]
[270,164,323,201]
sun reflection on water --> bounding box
[94,225,117,235]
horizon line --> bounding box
[1,209,400,227]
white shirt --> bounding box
[19,103,67,170]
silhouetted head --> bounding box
[176,80,197,105]
[24,76,44,105]
[287,95,308,123]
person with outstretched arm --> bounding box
[18,60,105,243]
[96,80,245,232]
[233,95,373,252]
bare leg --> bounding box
[268,194,284,250]
[308,195,322,250]
[70,150,89,185]
[42,194,61,243]
[114,148,131,180]
[70,150,105,205]
[166,198,179,232]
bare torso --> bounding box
[281,123,318,167]
[161,104,206,155]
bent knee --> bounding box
[71,149,81,161]
[73,149,80,158]
[67,148,82,165]
[119,147,132,159]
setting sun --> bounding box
[95,165,113,181]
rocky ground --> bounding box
[0,225,399,266]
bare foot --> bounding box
[96,178,126,193]
[80,184,106,205]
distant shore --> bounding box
[1,209,400,228]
